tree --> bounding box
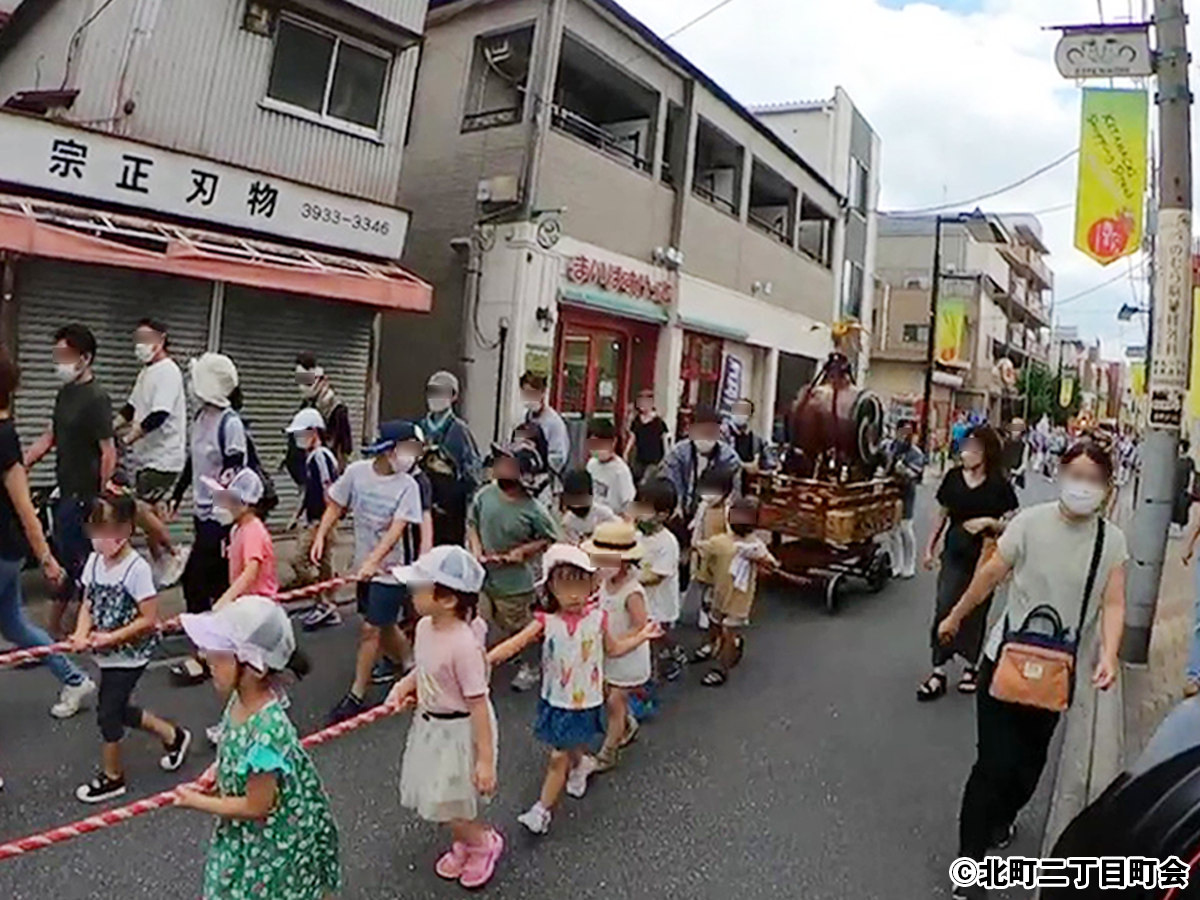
[1019,362,1079,425]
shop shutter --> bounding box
[219,286,374,530]
[15,259,213,490]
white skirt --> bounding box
[400,704,497,823]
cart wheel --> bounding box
[867,551,891,594]
[825,573,844,614]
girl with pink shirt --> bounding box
[387,545,501,889]
[203,470,279,609]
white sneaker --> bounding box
[50,677,96,719]
[517,802,552,834]
[566,756,597,798]
[511,663,540,693]
[206,723,224,747]
[698,609,710,630]
[155,545,190,590]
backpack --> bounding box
[219,409,280,515]
[283,430,308,487]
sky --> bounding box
[617,0,1171,362]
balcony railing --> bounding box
[748,211,791,246]
[550,106,651,173]
[692,181,738,216]
[1001,242,1054,290]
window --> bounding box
[748,158,797,245]
[797,197,835,267]
[902,324,929,343]
[692,117,743,215]
[843,260,864,319]
[266,17,390,133]
[850,158,870,215]
[463,25,533,132]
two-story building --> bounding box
[392,0,853,452]
[0,0,431,514]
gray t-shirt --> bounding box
[327,459,423,584]
[191,406,246,521]
[985,501,1128,661]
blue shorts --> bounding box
[356,581,412,627]
[534,698,604,750]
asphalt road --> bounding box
[0,477,1059,900]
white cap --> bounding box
[427,370,460,394]
[287,408,326,433]
[180,595,295,673]
[536,543,598,587]
[201,468,264,506]
[189,353,239,408]
[393,545,485,594]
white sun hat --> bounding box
[179,595,295,673]
[286,407,326,433]
[392,545,486,594]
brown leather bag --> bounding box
[989,519,1105,712]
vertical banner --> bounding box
[1060,373,1075,408]
[1131,363,1146,396]
[1074,88,1149,266]
[1189,283,1200,418]
[718,354,743,415]
[935,299,967,364]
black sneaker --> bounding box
[160,726,192,772]
[988,821,1016,850]
[371,659,398,685]
[662,659,683,682]
[75,772,127,804]
[327,693,365,725]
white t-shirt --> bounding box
[191,407,246,521]
[328,459,424,584]
[128,358,187,473]
[587,456,636,514]
[561,501,617,545]
[640,527,681,624]
[82,550,157,668]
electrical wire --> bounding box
[887,149,1080,216]
[60,0,120,90]
[1055,259,1148,307]
[662,0,740,41]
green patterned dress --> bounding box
[204,700,341,900]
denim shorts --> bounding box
[356,581,413,627]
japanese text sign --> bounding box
[1074,89,1148,266]
[565,255,674,304]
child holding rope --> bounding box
[176,596,339,900]
[71,493,191,803]
[204,469,279,609]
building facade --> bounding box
[0,0,431,518]
[393,0,860,452]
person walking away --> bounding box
[469,443,560,692]
[586,418,636,515]
[918,425,1017,701]
[559,468,616,545]
[312,421,426,724]
[487,543,659,835]
[937,441,1125,899]
[885,419,926,579]
[1002,418,1029,490]
[519,372,570,480]
[625,389,670,484]
[168,353,246,686]
[723,397,773,493]
[71,493,191,802]
[116,318,188,588]
[632,479,684,680]
[510,420,555,510]
[24,324,116,639]
[0,350,95,722]
[687,468,735,632]
[288,352,353,472]
[421,371,481,546]
[176,597,339,900]
[283,409,342,631]
[1172,438,1195,539]
[385,545,502,888]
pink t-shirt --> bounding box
[413,616,490,714]
[229,517,279,598]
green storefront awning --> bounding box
[559,285,670,324]
[677,315,750,343]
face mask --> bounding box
[596,566,620,582]
[699,491,723,503]
[55,361,81,384]
[497,477,521,493]
[1060,478,1106,516]
[523,398,542,413]
[295,429,318,451]
[427,396,451,414]
[298,382,321,400]
[592,449,615,463]
[731,414,749,428]
[566,505,591,519]
[635,518,658,535]
[960,449,983,470]
[213,507,236,527]
[693,438,716,454]
[391,451,418,473]
[91,537,125,558]
[135,343,157,364]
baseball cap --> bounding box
[201,468,264,507]
[180,595,296,673]
[286,408,326,434]
[427,371,460,394]
[393,545,485,594]
[537,543,598,587]
[364,420,425,456]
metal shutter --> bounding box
[15,260,213,489]
[219,286,373,530]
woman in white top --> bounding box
[936,441,1127,897]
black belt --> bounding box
[422,709,470,721]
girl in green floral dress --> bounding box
[176,595,341,900]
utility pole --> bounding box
[1123,0,1193,664]
[920,216,944,456]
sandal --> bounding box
[169,658,210,687]
[958,667,979,694]
[692,643,716,663]
[701,667,728,687]
[732,636,745,668]
[916,671,947,702]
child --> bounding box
[205,469,279,610]
[632,479,684,680]
[693,498,779,687]
[70,493,191,803]
[582,519,653,772]
[687,467,734,631]
[176,596,339,900]
[488,543,659,835]
[285,408,342,632]
[560,468,616,545]
[386,545,502,889]
[586,418,636,515]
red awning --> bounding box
[0,194,432,312]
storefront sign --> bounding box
[719,354,744,414]
[0,112,409,259]
[565,255,674,305]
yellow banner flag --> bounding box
[1190,285,1200,416]
[1060,374,1075,408]
[1074,89,1149,266]
[935,299,967,365]
[1131,363,1146,397]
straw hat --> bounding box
[582,519,644,561]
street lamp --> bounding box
[920,208,1009,453]
[1117,302,1149,321]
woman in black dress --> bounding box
[917,425,1017,700]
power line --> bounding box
[887,149,1079,216]
[663,0,739,41]
[1056,258,1147,307]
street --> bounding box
[0,479,1057,900]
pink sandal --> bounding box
[459,829,504,889]
[435,841,469,880]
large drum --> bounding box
[786,352,885,481]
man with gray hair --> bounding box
[420,370,481,546]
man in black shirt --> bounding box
[625,388,670,484]
[25,323,116,636]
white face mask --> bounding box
[523,398,542,413]
[731,414,749,428]
[693,438,716,454]
[213,506,236,527]
[295,429,318,451]
[134,342,157,364]
[427,396,451,414]
[1060,478,1106,517]
[391,451,418,473]
[960,449,983,470]
[55,361,82,384]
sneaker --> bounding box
[50,677,96,719]
[160,726,192,772]
[670,645,689,666]
[618,713,639,748]
[518,802,553,834]
[435,842,469,880]
[459,829,504,889]
[301,604,342,632]
[697,609,710,630]
[154,545,190,590]
[952,885,987,900]
[591,746,619,774]
[511,662,540,693]
[76,771,127,804]
[327,693,365,725]
[205,723,223,747]
[662,658,683,682]
[566,756,597,798]
[988,821,1016,850]
[371,659,399,685]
